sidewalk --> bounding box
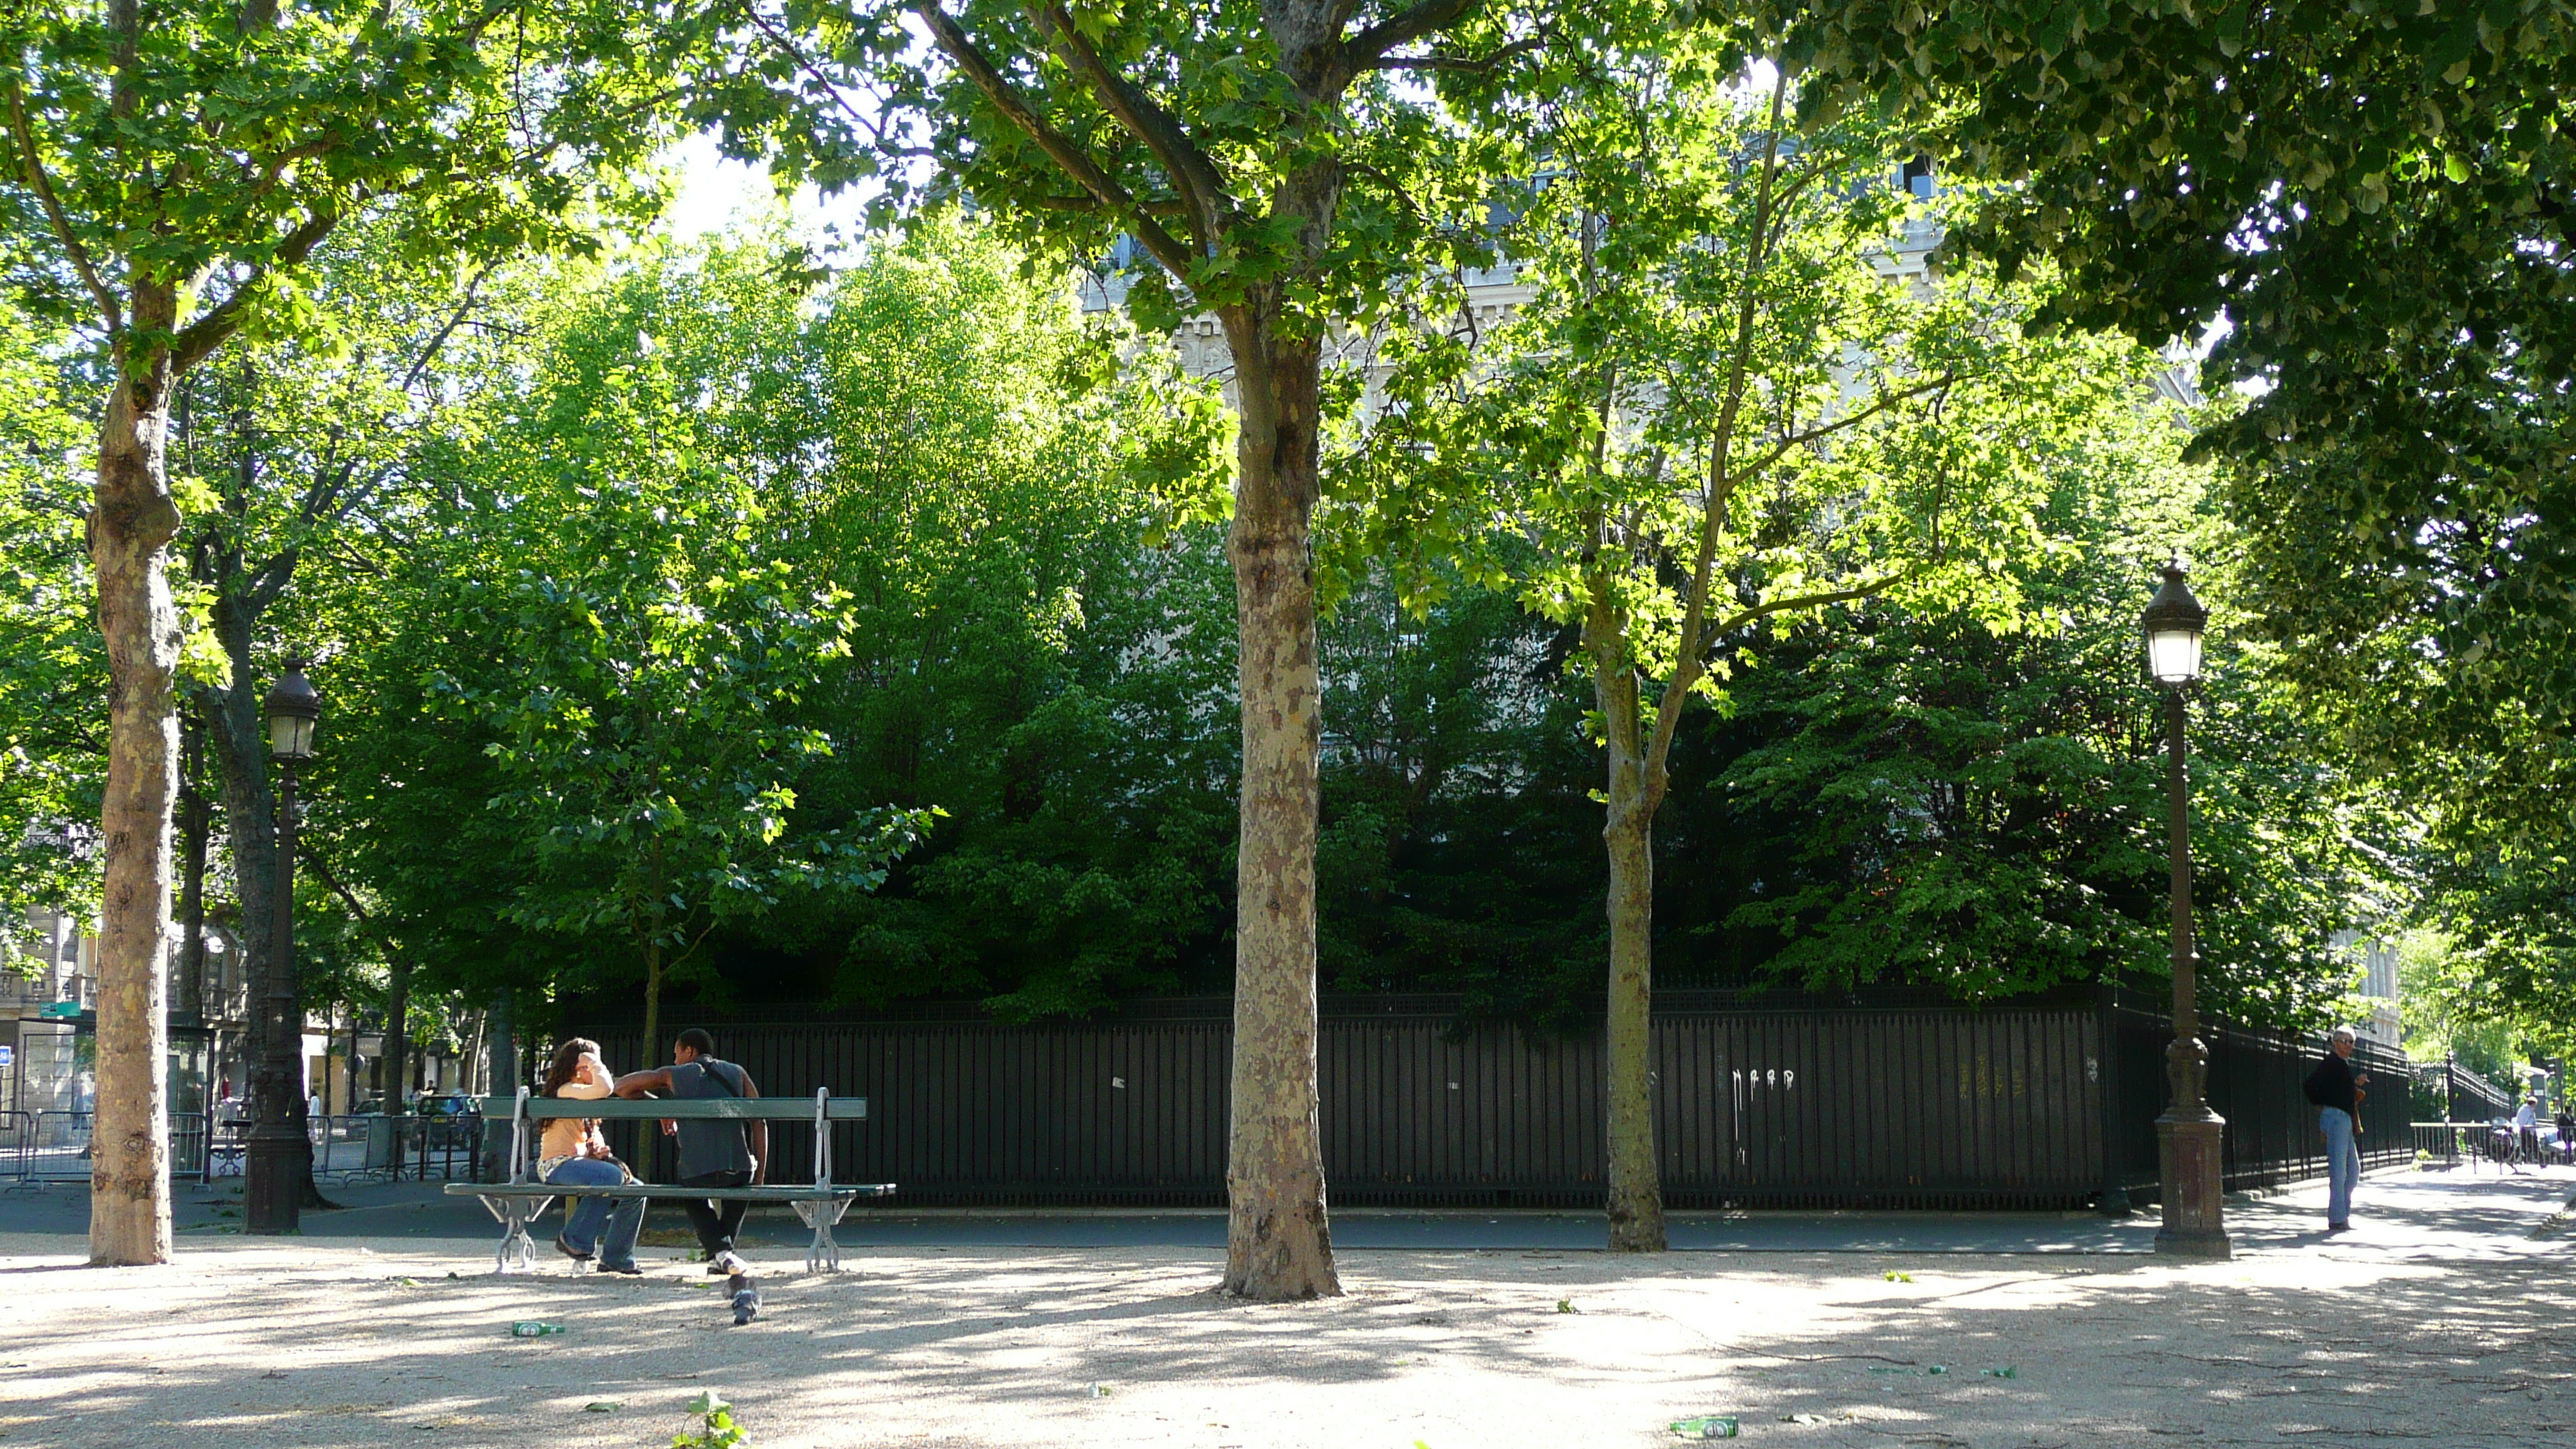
[6,1166,2568,1447]
[9,1162,2548,1256]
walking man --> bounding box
[2301,1026,2369,1233]
[615,1028,766,1274]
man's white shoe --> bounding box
[713,1249,751,1276]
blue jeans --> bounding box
[547,1157,644,1268]
[2321,1107,2360,1225]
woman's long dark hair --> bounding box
[543,1038,601,1097]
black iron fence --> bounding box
[570,983,2412,1211]
[2439,1061,2520,1122]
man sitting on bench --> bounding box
[615,1028,765,1276]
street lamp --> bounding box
[2141,563,2230,1259]
[245,659,320,1235]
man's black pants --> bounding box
[680,1169,752,1259]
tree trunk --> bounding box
[642,939,664,1075]
[481,989,517,1181]
[1218,313,1339,1301]
[1592,596,1667,1252]
[175,716,209,1026]
[89,331,186,1266]
[382,955,412,1119]
[202,625,290,1176]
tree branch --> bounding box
[2,79,122,335]
[396,262,498,393]
[733,1,908,154]
[1033,193,1190,214]
[1032,5,1231,251]
[911,2,1196,276]
[306,848,423,981]
[1642,68,1792,803]
[1371,37,1543,74]
[1343,0,1482,73]
[1704,572,1923,645]
[169,207,342,374]
[1737,372,1957,483]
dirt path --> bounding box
[5,1170,2567,1448]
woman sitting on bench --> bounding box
[539,1039,645,1275]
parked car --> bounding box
[413,1091,480,1149]
[414,1091,475,1118]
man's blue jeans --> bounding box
[547,1157,644,1268]
[2321,1107,2360,1225]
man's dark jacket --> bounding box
[2304,1052,2361,1112]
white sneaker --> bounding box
[712,1249,750,1276]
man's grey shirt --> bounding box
[670,1058,755,1180]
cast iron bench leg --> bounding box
[474,1193,553,1274]
[792,1198,851,1273]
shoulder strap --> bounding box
[697,1058,742,1098]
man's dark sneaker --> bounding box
[555,1235,594,1261]
[596,1260,644,1276]
[2326,1221,2352,1233]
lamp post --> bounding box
[2142,563,2231,1259]
[244,659,320,1235]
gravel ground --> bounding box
[5,1169,2568,1449]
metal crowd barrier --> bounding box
[0,1110,30,1184]
[307,1111,485,1183]
[0,1109,481,1185]
[22,1110,93,1180]
[2410,1122,2459,1166]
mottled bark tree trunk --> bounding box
[88,289,183,1266]
[1589,589,1667,1252]
[1217,303,1338,1301]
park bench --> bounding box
[447,1088,895,1274]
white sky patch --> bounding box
[658,131,876,252]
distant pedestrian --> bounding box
[2514,1096,2541,1163]
[2557,1106,2574,1165]
[2301,1026,2369,1233]
[616,1028,767,1276]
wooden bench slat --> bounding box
[446,1184,896,1202]
[475,1096,868,1122]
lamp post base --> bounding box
[2153,1112,2231,1259]
[244,1125,303,1235]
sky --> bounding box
[656,132,875,248]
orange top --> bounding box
[540,1074,612,1164]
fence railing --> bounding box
[2443,1064,2519,1122]
[0,1109,482,1184]
[300,1112,485,1183]
[570,983,2417,1212]
[0,1109,29,1184]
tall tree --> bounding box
[1773,2,2576,1024]
[1354,51,2157,1247]
[748,0,1587,1297]
[2,0,687,1263]
[170,226,533,1175]
[0,300,97,938]
[1711,407,2399,1031]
